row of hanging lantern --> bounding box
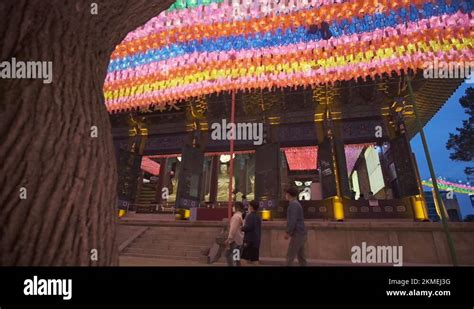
[104,0,474,112]
[113,1,472,65]
[125,0,349,41]
[422,178,474,195]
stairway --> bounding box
[121,225,221,261]
[137,183,156,204]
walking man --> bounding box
[284,187,307,266]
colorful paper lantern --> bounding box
[104,0,474,112]
[422,178,474,195]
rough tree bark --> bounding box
[0,0,174,266]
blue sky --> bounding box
[410,81,473,218]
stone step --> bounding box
[134,231,218,241]
[144,231,220,236]
[148,223,221,232]
[132,240,212,250]
[141,185,156,190]
[140,186,155,190]
[128,243,207,251]
[142,228,219,233]
[133,241,213,249]
[139,229,219,235]
[141,236,218,241]
[121,225,221,261]
[123,247,203,258]
[120,252,200,261]
[139,193,155,196]
[137,231,218,239]
[138,232,219,239]
[139,194,155,198]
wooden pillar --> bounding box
[392,114,429,221]
[155,158,168,204]
[125,121,149,207]
[237,156,248,195]
[209,155,220,204]
[201,158,210,201]
[378,146,391,199]
[355,155,371,198]
[280,152,289,200]
[133,133,148,205]
[322,113,346,221]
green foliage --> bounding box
[446,87,474,175]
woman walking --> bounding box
[241,200,262,266]
[224,202,244,266]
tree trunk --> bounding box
[0,0,174,266]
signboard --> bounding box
[278,123,318,147]
[116,149,143,205]
[144,133,189,153]
[342,118,387,143]
[255,143,280,207]
[334,137,351,198]
[318,138,337,199]
[175,145,204,209]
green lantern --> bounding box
[187,0,199,8]
[174,0,186,9]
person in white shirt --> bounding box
[225,202,244,266]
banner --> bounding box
[176,145,204,209]
[116,149,143,205]
[255,143,280,207]
[334,137,351,199]
[318,138,337,199]
[391,135,420,197]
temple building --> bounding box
[105,0,473,221]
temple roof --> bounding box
[407,78,464,138]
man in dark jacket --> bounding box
[284,187,307,266]
[241,200,262,265]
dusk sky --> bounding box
[411,81,473,218]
